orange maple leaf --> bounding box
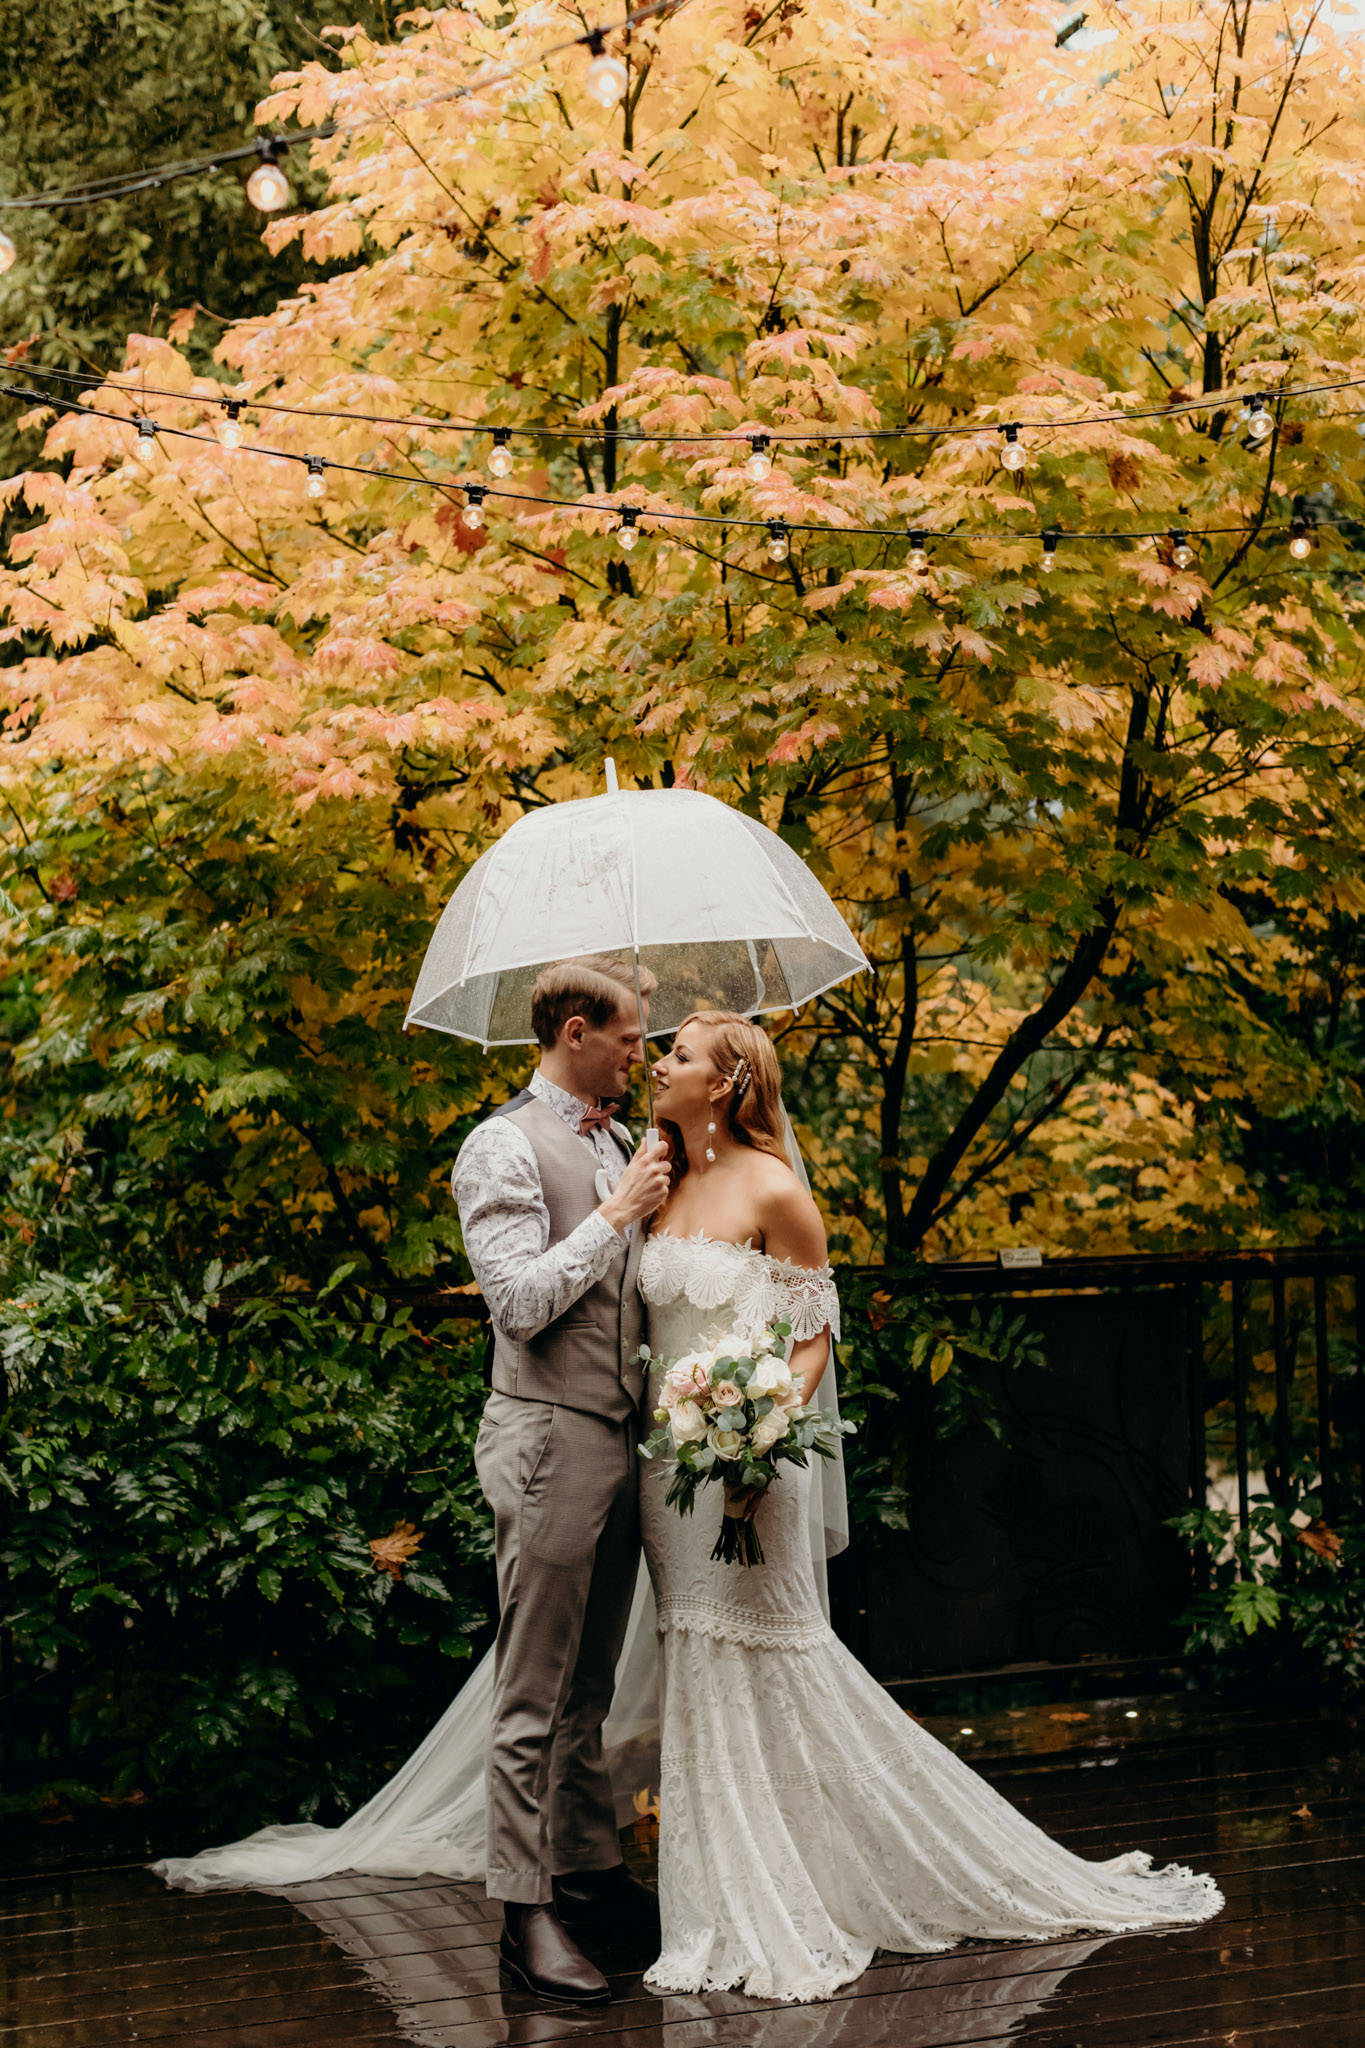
[768,719,841,763]
[369,1520,424,1580]
[1296,1521,1343,1563]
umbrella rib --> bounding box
[745,937,765,1011]
[457,847,497,1047]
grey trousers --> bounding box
[474,1390,640,1905]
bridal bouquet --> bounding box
[638,1320,853,1566]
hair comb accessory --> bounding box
[731,1054,752,1103]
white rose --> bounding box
[707,1425,746,1460]
[750,1355,794,1398]
[714,1332,754,1362]
[751,1408,791,1455]
[670,1400,707,1446]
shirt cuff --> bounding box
[574,1207,626,1259]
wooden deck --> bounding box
[2,1691,1361,2048]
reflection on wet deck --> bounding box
[2,1692,1361,2047]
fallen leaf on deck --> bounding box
[369,1519,424,1579]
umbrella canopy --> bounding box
[405,783,868,1045]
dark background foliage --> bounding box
[0,0,390,472]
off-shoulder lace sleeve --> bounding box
[760,1256,841,1343]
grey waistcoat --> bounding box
[489,1096,645,1424]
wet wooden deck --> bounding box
[2,1691,1361,2048]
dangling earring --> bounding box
[705,1115,717,1165]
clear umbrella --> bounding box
[405,763,868,1125]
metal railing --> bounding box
[926,1245,1365,1519]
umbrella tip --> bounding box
[604,756,619,795]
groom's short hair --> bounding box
[531,954,656,1048]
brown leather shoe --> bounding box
[499,1903,610,2004]
[553,1862,662,1946]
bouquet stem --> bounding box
[712,1516,765,1567]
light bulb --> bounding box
[247,160,292,213]
[586,51,628,107]
[131,417,157,466]
[218,402,243,451]
[1171,531,1196,570]
[0,230,15,276]
[766,520,789,563]
[907,531,929,574]
[1245,396,1274,443]
[1000,425,1027,472]
[487,429,514,479]
[745,434,772,482]
[305,456,326,501]
[1288,526,1312,560]
[616,507,641,552]
[462,487,486,530]
[1040,532,1059,573]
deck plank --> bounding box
[0,1695,1358,2048]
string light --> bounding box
[304,455,327,501]
[584,30,629,107]
[18,357,1365,457]
[744,434,773,482]
[615,504,641,552]
[0,230,15,276]
[217,400,244,451]
[486,427,514,478]
[1246,394,1274,444]
[0,382,1334,564]
[246,141,292,214]
[766,519,790,563]
[0,2,681,221]
[1170,529,1196,570]
[1040,529,1060,572]
[1000,424,1027,473]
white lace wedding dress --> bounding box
[637,1229,1224,2006]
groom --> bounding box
[452,954,670,2004]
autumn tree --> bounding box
[0,0,391,471]
[5,0,1365,1276]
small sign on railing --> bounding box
[998,1246,1044,1269]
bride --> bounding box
[154,1007,1223,2006]
[635,1009,1222,2002]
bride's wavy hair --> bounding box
[662,1011,787,1181]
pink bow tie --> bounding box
[578,1103,616,1135]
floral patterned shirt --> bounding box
[450,1069,632,1343]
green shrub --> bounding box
[1170,1485,1365,1698]
[1,1263,492,1828]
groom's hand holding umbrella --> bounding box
[597,1137,671,1234]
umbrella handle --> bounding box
[630,944,657,1143]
